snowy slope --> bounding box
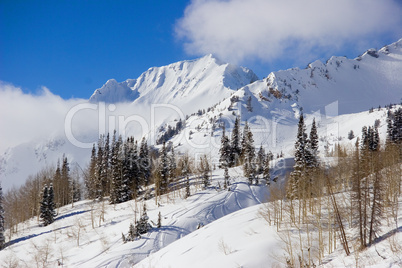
[1,40,402,192]
[1,161,401,268]
[89,54,258,115]
[0,167,272,267]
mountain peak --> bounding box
[89,55,257,115]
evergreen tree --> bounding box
[136,203,151,236]
[263,153,271,182]
[169,146,177,182]
[120,138,132,203]
[40,184,56,226]
[200,155,211,188]
[241,121,255,183]
[0,183,5,250]
[127,223,136,241]
[47,183,56,223]
[110,135,123,204]
[185,176,191,198]
[219,126,231,168]
[102,133,110,195]
[287,113,308,198]
[306,118,319,171]
[158,142,169,195]
[230,117,241,166]
[224,166,230,190]
[96,136,104,198]
[85,144,97,199]
[256,145,265,175]
[139,137,151,187]
[53,160,62,206]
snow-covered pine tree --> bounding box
[128,138,139,199]
[185,176,191,198]
[263,153,271,182]
[158,142,169,195]
[241,121,255,183]
[120,138,132,203]
[219,126,231,168]
[287,113,308,199]
[230,117,241,167]
[40,184,56,226]
[200,155,210,188]
[306,118,319,169]
[40,185,49,225]
[127,223,136,241]
[256,145,265,175]
[136,203,151,236]
[169,146,177,182]
[47,183,56,224]
[0,182,5,250]
[139,137,151,187]
[224,166,230,190]
[110,135,123,204]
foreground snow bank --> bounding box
[135,203,282,268]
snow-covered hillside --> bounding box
[1,39,402,192]
[1,161,401,268]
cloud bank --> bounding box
[175,0,402,64]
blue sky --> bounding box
[1,0,401,99]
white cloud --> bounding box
[175,0,402,64]
[0,82,88,153]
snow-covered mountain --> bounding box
[89,54,258,115]
[1,39,402,192]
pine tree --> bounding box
[256,145,265,175]
[230,117,241,166]
[287,113,308,198]
[224,166,230,190]
[200,155,210,188]
[263,153,271,182]
[219,126,231,168]
[40,185,49,225]
[0,182,5,250]
[169,146,177,182]
[110,135,123,204]
[136,203,151,236]
[306,118,319,169]
[158,142,169,195]
[96,136,104,198]
[85,144,97,199]
[241,121,255,183]
[185,176,191,198]
[102,133,110,195]
[127,223,136,241]
[40,184,56,226]
[53,160,62,206]
[139,137,151,187]
[47,183,56,224]
[120,138,132,203]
